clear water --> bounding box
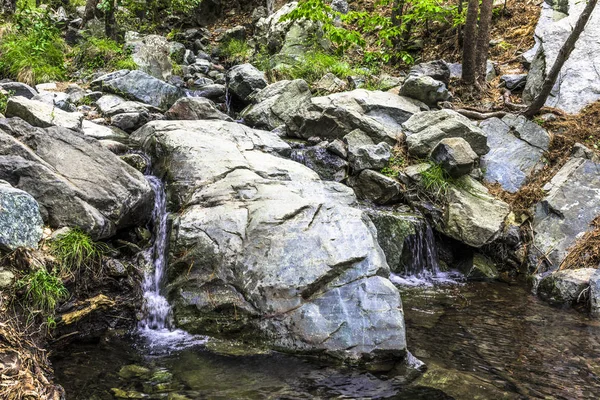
[52,281,600,399]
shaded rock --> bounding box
[289,89,427,144]
[344,129,391,172]
[226,64,268,103]
[500,74,528,91]
[446,60,497,82]
[409,60,450,85]
[220,25,245,42]
[0,82,38,99]
[480,115,549,193]
[32,91,75,112]
[290,144,348,181]
[5,97,83,131]
[430,137,478,178]
[326,139,347,158]
[463,253,499,280]
[241,79,312,130]
[591,269,600,315]
[132,119,407,363]
[120,153,148,173]
[348,169,402,204]
[400,75,450,106]
[0,118,153,239]
[0,180,43,251]
[189,84,227,102]
[523,0,600,113]
[441,176,510,247]
[529,158,600,272]
[537,268,596,304]
[111,112,150,132]
[92,70,185,110]
[165,97,232,121]
[403,109,488,158]
[169,42,186,64]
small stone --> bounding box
[430,137,478,178]
[326,139,347,159]
[500,74,528,91]
[118,364,151,380]
[0,269,15,289]
[120,154,149,173]
[0,182,44,251]
[400,75,450,106]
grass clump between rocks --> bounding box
[278,50,361,84]
[220,38,252,64]
[16,268,68,315]
[71,36,137,76]
[49,228,108,278]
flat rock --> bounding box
[166,97,232,121]
[530,158,600,272]
[5,96,83,131]
[537,268,596,304]
[0,82,38,99]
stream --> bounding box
[52,281,600,399]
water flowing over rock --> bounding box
[529,158,600,272]
[403,109,489,158]
[5,96,83,131]
[132,120,407,364]
[287,89,427,144]
[480,115,550,193]
[0,180,43,251]
[523,0,600,113]
[92,70,185,110]
[0,117,153,239]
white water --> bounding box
[138,175,206,351]
[391,219,463,287]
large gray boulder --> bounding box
[226,64,268,103]
[5,96,83,131]
[529,158,600,272]
[165,97,232,121]
[0,180,43,251]
[241,79,312,130]
[403,109,488,158]
[0,118,153,239]
[0,82,38,99]
[348,169,403,205]
[288,89,427,144]
[92,70,185,110]
[132,120,407,364]
[441,177,510,248]
[523,0,600,113]
[480,114,550,193]
[127,33,173,80]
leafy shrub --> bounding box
[278,50,360,83]
[0,90,13,114]
[0,7,66,84]
[16,268,69,314]
[220,38,252,64]
[72,37,136,75]
[381,150,406,177]
[49,229,108,277]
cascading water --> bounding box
[139,176,173,331]
[390,218,462,287]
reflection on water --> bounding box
[52,282,600,400]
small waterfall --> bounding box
[139,176,173,331]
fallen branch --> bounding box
[456,108,508,120]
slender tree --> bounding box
[104,0,117,40]
[474,0,494,84]
[524,0,598,117]
[461,0,479,85]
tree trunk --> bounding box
[524,0,598,117]
[0,0,16,16]
[82,0,100,27]
[461,0,479,85]
[391,0,405,47]
[105,0,117,40]
[474,0,494,84]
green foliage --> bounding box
[278,50,360,83]
[420,162,452,197]
[0,7,66,85]
[381,152,406,177]
[220,38,252,64]
[72,37,137,76]
[16,268,69,315]
[49,229,108,277]
[0,90,13,114]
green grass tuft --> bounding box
[49,229,108,277]
[220,38,252,64]
[71,37,137,76]
[420,162,452,198]
[16,268,69,315]
[278,50,362,84]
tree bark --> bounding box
[474,0,494,84]
[461,0,479,85]
[104,0,117,40]
[82,0,100,27]
[524,0,598,117]
[391,0,405,47]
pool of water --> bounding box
[52,281,600,399]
